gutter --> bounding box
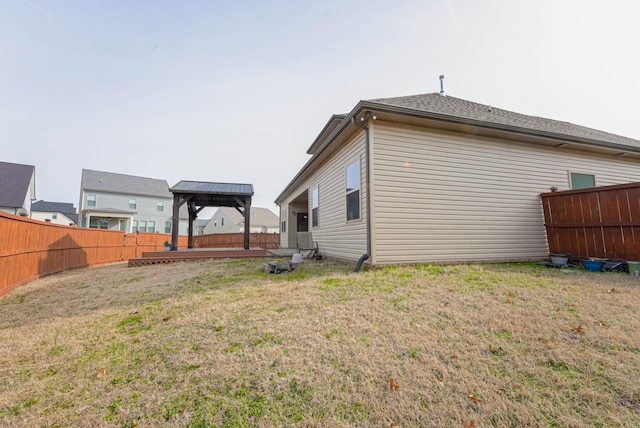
[350,112,375,263]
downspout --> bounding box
[350,111,376,264]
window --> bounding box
[87,194,96,207]
[129,198,137,209]
[139,220,147,233]
[157,201,164,211]
[90,218,109,229]
[165,221,171,234]
[132,220,138,233]
[52,213,58,219]
[281,220,286,233]
[148,221,155,233]
[221,218,224,226]
[311,187,319,227]
[346,159,360,221]
[119,219,126,231]
[570,172,595,190]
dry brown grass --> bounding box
[1,259,640,427]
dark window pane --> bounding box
[347,190,360,220]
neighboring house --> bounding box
[275,93,640,266]
[202,207,279,234]
[194,219,210,235]
[78,169,189,234]
[0,161,36,216]
[31,200,78,226]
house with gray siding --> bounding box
[31,200,78,226]
[275,93,640,266]
[202,206,279,234]
[79,169,188,234]
[0,161,35,216]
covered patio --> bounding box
[169,180,254,250]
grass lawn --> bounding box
[1,259,639,427]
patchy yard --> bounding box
[1,259,639,427]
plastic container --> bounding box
[582,259,605,272]
[627,261,640,277]
[550,253,569,265]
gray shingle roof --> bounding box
[0,161,35,208]
[366,93,640,148]
[81,169,170,198]
[31,200,75,214]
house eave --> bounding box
[275,100,640,205]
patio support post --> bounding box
[244,196,251,250]
[171,193,180,251]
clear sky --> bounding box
[2,0,640,214]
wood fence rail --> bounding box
[541,182,640,262]
[192,232,279,249]
[1,213,282,298]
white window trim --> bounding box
[568,170,596,190]
[345,158,361,222]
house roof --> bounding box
[276,92,640,204]
[32,200,75,214]
[81,169,171,198]
[0,161,35,209]
[217,206,279,227]
[365,93,640,149]
[170,181,254,208]
[32,200,78,223]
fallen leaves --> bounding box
[571,325,585,335]
[467,390,480,403]
[461,420,476,428]
[95,368,107,378]
[389,377,400,391]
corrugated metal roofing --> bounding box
[0,161,35,208]
[170,181,254,195]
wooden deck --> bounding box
[128,248,268,267]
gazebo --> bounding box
[169,181,254,250]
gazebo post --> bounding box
[171,193,180,251]
[244,196,251,250]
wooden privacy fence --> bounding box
[193,232,279,249]
[541,182,640,262]
[0,212,186,298]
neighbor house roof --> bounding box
[0,161,35,209]
[31,200,78,223]
[81,169,171,198]
[217,206,278,227]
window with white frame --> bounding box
[165,221,171,233]
[570,172,596,190]
[148,221,155,233]
[139,220,147,232]
[157,201,164,211]
[312,187,319,227]
[281,220,286,233]
[132,220,138,233]
[129,198,137,209]
[87,194,96,207]
[346,159,360,221]
[52,213,58,219]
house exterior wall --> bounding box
[203,209,240,234]
[79,190,188,234]
[31,211,76,226]
[370,122,640,264]
[280,132,368,261]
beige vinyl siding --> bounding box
[282,133,367,261]
[371,122,640,264]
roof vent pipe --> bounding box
[439,75,445,96]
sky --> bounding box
[3,0,640,216]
